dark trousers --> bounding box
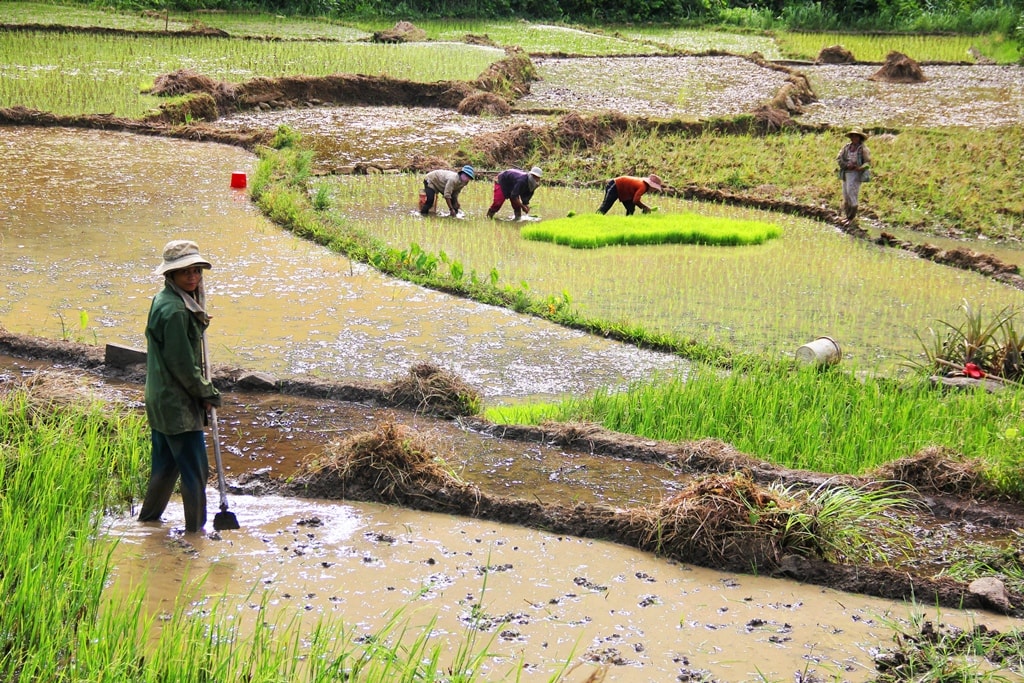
[138,429,209,533]
[597,179,636,215]
[421,180,437,215]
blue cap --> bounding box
[461,165,475,180]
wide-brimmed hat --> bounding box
[154,240,212,275]
[846,128,869,140]
[460,165,475,180]
[645,174,663,191]
[528,166,543,178]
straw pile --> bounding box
[382,362,482,418]
[871,446,992,498]
[628,473,813,570]
[300,418,478,506]
[870,51,927,83]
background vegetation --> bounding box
[42,0,1024,37]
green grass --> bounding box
[774,30,1022,63]
[355,18,662,55]
[521,211,782,248]
[0,30,502,117]
[485,362,1024,498]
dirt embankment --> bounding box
[4,328,1024,616]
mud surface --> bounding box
[800,63,1024,128]
[215,105,551,172]
[519,55,789,118]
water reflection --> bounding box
[0,126,687,401]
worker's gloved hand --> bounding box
[641,206,651,214]
[522,205,530,215]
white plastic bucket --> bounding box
[795,336,842,365]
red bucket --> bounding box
[230,172,247,189]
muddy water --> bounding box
[107,494,1024,682]
[0,125,687,401]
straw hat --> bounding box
[154,240,212,275]
[528,166,543,178]
[846,128,869,140]
[645,174,663,191]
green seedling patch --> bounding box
[520,211,781,248]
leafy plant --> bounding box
[908,301,1024,381]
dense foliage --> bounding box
[66,0,1024,33]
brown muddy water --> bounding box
[17,359,1006,683]
[0,125,687,402]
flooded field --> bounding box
[0,126,689,401]
[107,490,1023,683]
[3,19,1024,679]
[0,357,1008,683]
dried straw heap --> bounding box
[381,362,482,418]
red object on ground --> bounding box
[964,363,986,379]
[230,172,247,189]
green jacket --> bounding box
[144,283,221,435]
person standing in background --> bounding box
[836,129,872,225]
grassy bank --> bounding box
[486,362,1024,500]
[532,124,1024,240]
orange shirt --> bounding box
[613,176,649,203]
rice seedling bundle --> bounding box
[520,212,781,249]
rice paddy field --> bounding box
[0,30,502,117]
[3,4,1024,681]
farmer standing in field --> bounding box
[597,174,663,215]
[138,239,221,534]
[421,165,475,216]
[486,166,542,220]
[836,129,872,224]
